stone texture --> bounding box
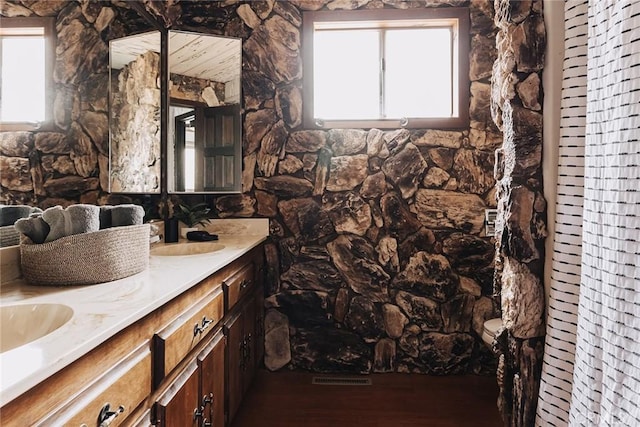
[328,129,367,156]
[255,176,313,198]
[237,3,261,29]
[326,234,390,302]
[381,143,427,199]
[516,73,541,110]
[275,84,302,128]
[472,296,496,338]
[323,191,371,236]
[345,296,384,342]
[326,155,369,192]
[286,130,326,153]
[412,189,486,234]
[244,109,277,155]
[264,309,291,371]
[470,34,498,81]
[373,338,396,373]
[243,15,301,83]
[395,290,442,332]
[0,156,32,192]
[243,71,275,110]
[278,155,304,175]
[377,236,399,273]
[412,130,464,148]
[452,149,495,195]
[215,194,255,218]
[291,327,372,374]
[399,332,475,375]
[1,132,34,157]
[380,193,422,241]
[441,294,475,332]
[258,120,287,176]
[278,197,334,242]
[360,172,387,199]
[392,252,459,302]
[382,303,408,339]
[506,186,539,262]
[281,261,343,292]
[266,290,331,327]
[501,257,544,339]
[512,14,546,73]
[423,168,450,188]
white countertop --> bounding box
[0,219,268,407]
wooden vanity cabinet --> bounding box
[225,280,264,424]
[0,244,265,427]
[153,328,226,427]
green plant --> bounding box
[173,203,211,228]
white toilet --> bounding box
[482,318,503,348]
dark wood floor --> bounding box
[232,370,502,427]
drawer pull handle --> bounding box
[240,279,252,290]
[97,403,124,427]
[202,392,214,407]
[193,316,215,337]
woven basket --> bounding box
[20,224,150,286]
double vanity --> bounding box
[0,219,268,427]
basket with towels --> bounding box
[16,204,150,286]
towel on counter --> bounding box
[0,205,42,226]
[111,204,145,227]
[99,204,145,228]
[43,204,100,242]
[14,213,50,244]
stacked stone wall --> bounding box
[0,1,545,383]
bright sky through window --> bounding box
[313,30,380,120]
[385,28,452,118]
[1,35,46,123]
[312,27,453,121]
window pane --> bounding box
[1,36,46,122]
[313,30,380,120]
[385,28,452,118]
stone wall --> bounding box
[490,0,547,425]
[0,0,533,378]
[0,0,150,207]
[206,0,503,375]
[110,50,161,193]
[170,73,226,106]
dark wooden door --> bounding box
[253,284,265,371]
[224,311,244,424]
[155,360,199,427]
[242,299,256,394]
[197,329,226,427]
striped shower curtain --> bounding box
[536,0,640,426]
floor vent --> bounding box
[312,376,372,386]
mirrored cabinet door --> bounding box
[167,31,242,194]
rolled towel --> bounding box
[99,205,114,229]
[0,205,38,226]
[111,204,145,227]
[15,216,50,244]
[43,204,100,242]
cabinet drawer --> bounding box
[223,262,254,312]
[37,342,151,427]
[154,286,224,387]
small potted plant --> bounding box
[173,202,211,239]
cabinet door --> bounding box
[155,361,199,427]
[242,299,256,394]
[253,284,265,371]
[197,329,226,427]
[224,311,244,424]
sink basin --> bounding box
[151,242,226,256]
[0,303,73,353]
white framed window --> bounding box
[302,8,469,129]
[0,17,55,131]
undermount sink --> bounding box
[0,303,74,353]
[150,242,226,256]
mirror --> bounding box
[167,31,242,194]
[109,31,162,193]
